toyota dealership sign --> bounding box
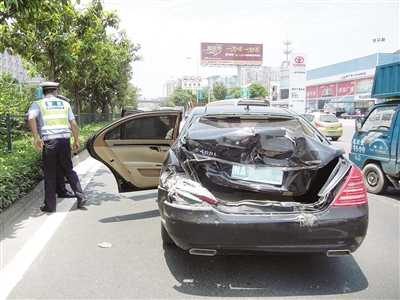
[288,52,307,114]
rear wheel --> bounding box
[362,163,388,194]
[331,137,339,141]
[161,222,174,244]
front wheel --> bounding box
[362,163,388,194]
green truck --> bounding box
[349,61,400,194]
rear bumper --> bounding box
[158,191,368,253]
[320,128,343,137]
[158,190,368,255]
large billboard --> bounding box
[201,43,263,66]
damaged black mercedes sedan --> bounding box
[86,102,368,257]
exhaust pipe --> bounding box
[189,248,217,256]
[326,249,351,257]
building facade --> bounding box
[162,78,180,97]
[305,52,400,114]
[0,51,28,82]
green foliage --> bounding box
[0,0,77,27]
[0,0,144,210]
[0,120,112,210]
[249,83,268,99]
[0,139,43,210]
[0,73,37,140]
[166,87,196,106]
[212,82,228,100]
[229,86,241,99]
[0,0,142,116]
[198,86,214,103]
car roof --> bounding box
[373,100,400,108]
[205,98,270,107]
[304,112,333,116]
[193,105,297,116]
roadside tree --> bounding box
[229,86,241,99]
[165,87,196,107]
[250,83,267,99]
[0,0,74,26]
[0,0,142,115]
[212,82,228,100]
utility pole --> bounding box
[373,38,385,66]
[283,40,292,68]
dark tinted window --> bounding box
[104,115,177,140]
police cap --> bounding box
[40,81,59,91]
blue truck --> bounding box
[349,61,400,194]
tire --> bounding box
[362,163,388,194]
[331,137,339,141]
[161,222,174,244]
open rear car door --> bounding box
[86,110,182,192]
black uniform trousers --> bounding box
[42,138,84,211]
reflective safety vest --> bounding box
[37,97,69,131]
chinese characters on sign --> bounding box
[182,75,203,90]
[201,43,263,66]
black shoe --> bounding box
[40,206,56,213]
[77,196,87,208]
[58,191,75,198]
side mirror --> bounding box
[355,116,364,132]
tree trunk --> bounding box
[48,42,56,81]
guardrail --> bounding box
[1,113,118,151]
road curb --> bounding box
[0,150,90,232]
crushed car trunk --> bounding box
[162,115,345,206]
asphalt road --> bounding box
[1,119,399,300]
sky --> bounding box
[78,0,399,99]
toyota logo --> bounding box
[294,56,304,63]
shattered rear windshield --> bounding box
[181,114,335,166]
[197,115,313,135]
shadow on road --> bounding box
[163,245,368,298]
[98,209,159,223]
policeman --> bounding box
[27,81,86,212]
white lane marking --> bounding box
[0,160,102,300]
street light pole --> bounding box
[187,57,199,76]
[372,37,385,66]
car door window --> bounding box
[302,114,314,122]
[104,115,178,140]
[361,106,397,132]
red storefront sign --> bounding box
[337,81,355,96]
[318,83,337,98]
[306,86,317,99]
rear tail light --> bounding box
[339,123,343,128]
[332,166,368,206]
[315,121,324,127]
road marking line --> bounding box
[0,160,102,300]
